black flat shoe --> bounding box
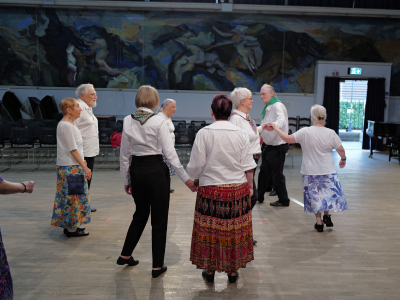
[270,201,289,207]
[253,240,258,246]
[63,227,85,235]
[66,230,89,237]
[323,215,334,227]
[269,190,277,196]
[170,189,174,193]
[258,199,264,203]
[202,270,215,283]
[315,223,324,232]
[117,256,139,266]
[228,273,238,283]
[91,208,97,212]
[152,265,167,278]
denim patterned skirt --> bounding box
[162,154,176,177]
[0,228,13,300]
[51,165,91,229]
[303,173,348,214]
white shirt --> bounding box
[186,121,256,186]
[120,108,190,185]
[293,126,342,175]
[56,121,84,166]
[257,102,288,146]
[157,112,175,144]
[74,99,99,157]
[230,109,261,155]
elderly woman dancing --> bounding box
[51,98,92,237]
[118,85,196,278]
[187,94,256,284]
[230,87,263,246]
[267,104,347,232]
[157,99,178,193]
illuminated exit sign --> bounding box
[348,67,362,75]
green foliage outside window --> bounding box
[339,101,365,130]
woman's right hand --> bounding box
[84,167,92,180]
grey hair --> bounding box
[230,87,252,109]
[75,84,94,99]
[156,98,176,114]
[261,84,277,97]
[310,104,327,125]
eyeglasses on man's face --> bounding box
[85,93,97,97]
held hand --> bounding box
[265,122,275,131]
[194,179,199,186]
[22,180,35,193]
[185,179,197,192]
[124,184,132,195]
[249,188,254,198]
[84,167,92,180]
[339,160,346,168]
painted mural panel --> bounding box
[0,7,400,94]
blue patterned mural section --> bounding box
[1,7,400,94]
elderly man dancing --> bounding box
[74,83,99,212]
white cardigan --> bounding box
[157,112,175,144]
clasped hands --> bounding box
[262,122,277,131]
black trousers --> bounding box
[84,156,95,189]
[251,157,259,210]
[257,143,290,204]
[121,155,170,268]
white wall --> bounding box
[314,61,393,121]
[0,87,314,123]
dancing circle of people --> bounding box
[0,83,348,297]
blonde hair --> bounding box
[59,97,77,115]
[310,104,327,125]
[261,84,277,97]
[230,87,251,109]
[135,85,160,109]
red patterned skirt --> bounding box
[190,183,254,273]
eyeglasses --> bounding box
[85,93,97,97]
[243,97,252,101]
[260,93,270,96]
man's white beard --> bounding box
[91,101,97,108]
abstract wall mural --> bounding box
[1,7,400,94]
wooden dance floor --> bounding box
[1,146,400,299]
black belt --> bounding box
[131,154,163,165]
[264,143,288,147]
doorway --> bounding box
[339,79,368,149]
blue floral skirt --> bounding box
[0,228,13,300]
[51,165,91,229]
[303,173,348,214]
[162,154,176,177]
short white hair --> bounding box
[230,87,251,109]
[310,104,326,125]
[261,84,277,97]
[75,84,94,99]
[156,98,176,114]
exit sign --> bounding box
[348,67,362,75]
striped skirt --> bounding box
[190,183,254,273]
[51,165,91,229]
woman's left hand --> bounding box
[124,184,132,195]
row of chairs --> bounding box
[288,116,311,133]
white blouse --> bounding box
[257,102,288,146]
[74,99,99,157]
[230,109,261,155]
[120,108,190,185]
[157,112,175,144]
[56,121,84,166]
[293,126,343,175]
[186,121,256,186]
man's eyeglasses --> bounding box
[85,93,97,97]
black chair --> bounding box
[288,117,298,132]
[53,113,63,122]
[31,127,57,170]
[0,127,5,150]
[98,128,119,165]
[2,122,19,141]
[1,127,35,171]
[110,121,123,133]
[172,120,186,128]
[298,117,311,129]
[41,120,59,128]
[98,119,111,129]
[389,137,400,165]
[174,124,195,147]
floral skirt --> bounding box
[190,183,254,273]
[162,154,176,176]
[303,173,348,214]
[0,228,13,300]
[51,165,91,229]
